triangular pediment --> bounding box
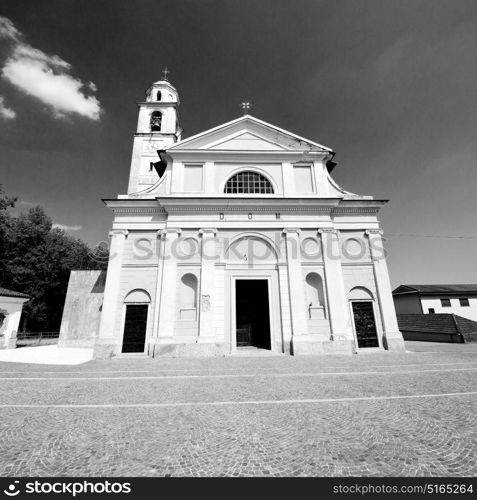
[209,131,287,151]
[168,115,332,152]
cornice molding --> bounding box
[282,228,301,235]
[365,229,384,236]
[109,229,128,238]
[331,207,381,215]
[161,228,182,237]
[198,228,218,236]
[318,228,339,235]
[112,207,167,215]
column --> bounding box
[95,229,128,358]
[365,229,405,351]
[198,228,217,342]
[283,229,308,344]
[277,262,292,354]
[318,228,354,347]
[154,228,181,351]
[148,230,166,354]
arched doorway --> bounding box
[349,287,379,348]
[235,279,271,349]
[122,289,150,353]
[226,233,279,351]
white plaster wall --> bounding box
[175,161,284,195]
[122,231,160,266]
[421,296,477,321]
[0,297,28,349]
[339,231,371,264]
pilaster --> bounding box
[318,228,354,352]
[365,229,405,351]
[94,229,128,359]
[147,229,166,355]
[152,228,181,356]
[198,228,217,342]
[282,229,309,353]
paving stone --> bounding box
[0,343,475,476]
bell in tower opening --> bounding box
[150,111,162,132]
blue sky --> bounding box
[1,0,476,287]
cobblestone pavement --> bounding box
[0,342,476,477]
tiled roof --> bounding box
[0,287,30,299]
[393,284,477,295]
[397,314,477,335]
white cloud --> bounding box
[52,224,83,232]
[0,16,21,41]
[0,16,101,121]
[0,95,16,119]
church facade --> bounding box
[93,77,405,358]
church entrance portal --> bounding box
[235,279,271,349]
[351,301,379,348]
[122,304,148,353]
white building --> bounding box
[0,287,29,349]
[393,284,477,322]
[93,76,405,358]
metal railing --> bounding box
[16,331,60,347]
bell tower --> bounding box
[136,69,182,142]
[127,70,182,194]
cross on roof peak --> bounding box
[161,67,170,81]
[240,101,252,115]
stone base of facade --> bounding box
[383,334,406,351]
[59,338,97,348]
[93,341,116,359]
[0,341,16,350]
[151,341,226,358]
[6,337,17,349]
[291,335,355,355]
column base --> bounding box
[93,340,117,359]
[291,335,354,355]
[196,336,218,344]
[151,341,226,358]
[383,333,406,351]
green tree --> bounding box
[0,187,107,331]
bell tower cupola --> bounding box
[136,68,182,144]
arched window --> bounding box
[150,111,162,131]
[224,171,274,194]
[156,91,162,101]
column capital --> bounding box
[282,228,301,235]
[108,229,128,238]
[318,228,339,236]
[365,229,384,237]
[198,228,218,236]
[160,228,182,238]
